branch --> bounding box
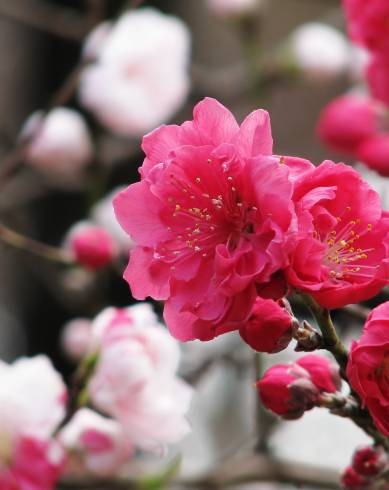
[0,0,89,41]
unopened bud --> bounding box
[352,445,388,477]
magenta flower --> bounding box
[286,160,389,308]
[114,98,298,340]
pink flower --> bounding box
[341,466,369,490]
[366,54,389,107]
[58,409,133,477]
[60,318,92,362]
[0,356,67,489]
[342,0,389,53]
[257,362,319,419]
[239,297,294,353]
[0,437,64,490]
[347,301,389,435]
[316,95,381,156]
[65,221,117,269]
[114,97,298,341]
[21,108,93,174]
[88,305,193,450]
[296,354,341,393]
[357,134,389,176]
[286,160,389,309]
[352,445,388,477]
[78,8,190,137]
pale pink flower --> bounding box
[60,318,92,362]
[64,221,117,269]
[114,97,298,341]
[79,8,191,137]
[207,0,261,17]
[0,356,67,489]
[88,305,192,450]
[21,108,93,174]
[58,409,132,477]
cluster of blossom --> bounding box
[341,445,388,490]
[114,97,389,342]
[0,303,192,488]
[317,0,389,176]
[113,97,389,488]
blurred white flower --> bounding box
[88,305,193,451]
[0,356,66,487]
[21,108,93,174]
[79,8,191,137]
[58,408,133,477]
[82,21,111,60]
[288,22,351,80]
[90,187,134,254]
[207,0,262,17]
[60,318,92,362]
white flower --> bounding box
[79,8,191,136]
[207,0,261,17]
[21,108,93,173]
[288,22,351,79]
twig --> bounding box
[0,0,89,41]
[0,222,73,264]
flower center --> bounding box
[320,208,376,281]
[155,157,259,267]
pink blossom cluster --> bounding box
[342,445,388,490]
[59,303,192,478]
[317,0,389,176]
[114,97,389,345]
[0,304,192,488]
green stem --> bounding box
[300,293,349,377]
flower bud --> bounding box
[357,134,389,177]
[257,363,319,420]
[316,95,380,156]
[341,466,369,490]
[288,22,350,80]
[367,54,389,108]
[239,297,293,353]
[352,445,388,477]
[65,222,117,269]
[21,108,93,174]
[60,318,92,362]
[296,354,341,393]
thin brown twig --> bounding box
[0,0,89,41]
[0,222,73,265]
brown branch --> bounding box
[0,222,73,264]
[0,0,90,41]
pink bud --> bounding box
[66,222,117,269]
[352,445,388,477]
[357,134,389,177]
[296,354,341,393]
[60,318,92,362]
[341,466,369,490]
[316,95,380,156]
[21,108,93,174]
[257,363,319,420]
[239,297,293,353]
